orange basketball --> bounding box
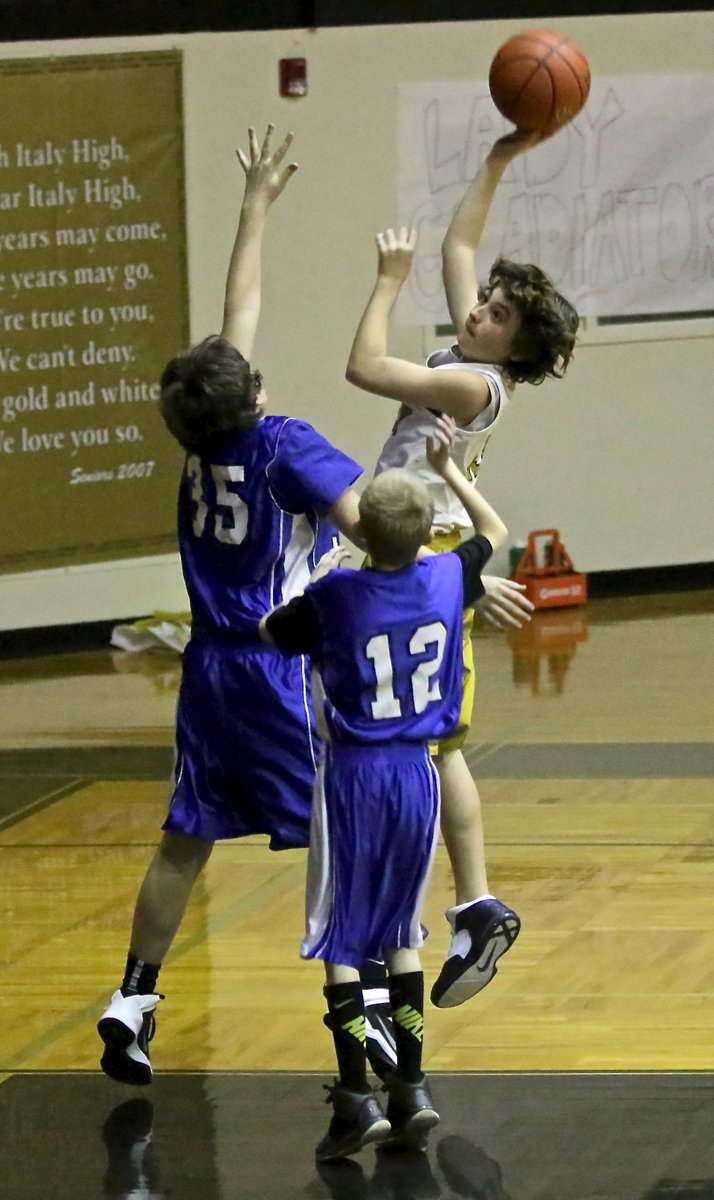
[489,29,590,137]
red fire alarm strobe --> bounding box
[279,58,307,97]
[512,529,587,609]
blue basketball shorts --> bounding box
[301,742,441,968]
[164,635,319,850]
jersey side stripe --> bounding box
[299,654,319,773]
[282,512,317,602]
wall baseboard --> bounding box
[0,618,142,660]
[586,562,713,598]
[0,562,711,658]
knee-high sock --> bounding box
[323,981,369,1093]
[388,971,424,1083]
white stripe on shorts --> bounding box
[301,755,333,959]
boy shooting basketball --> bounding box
[346,130,579,1009]
[260,414,508,1161]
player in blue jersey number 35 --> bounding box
[96,126,368,1086]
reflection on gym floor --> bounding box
[4,1071,714,1199]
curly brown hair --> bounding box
[159,335,262,453]
[482,258,579,386]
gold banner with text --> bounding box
[0,51,188,572]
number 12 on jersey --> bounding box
[365,621,447,719]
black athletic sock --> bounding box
[388,971,425,1083]
[359,959,388,989]
[121,953,161,997]
[323,981,369,1093]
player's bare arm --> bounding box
[221,124,298,359]
[326,486,366,551]
[426,414,508,550]
[417,408,532,625]
[442,130,539,331]
[346,227,489,426]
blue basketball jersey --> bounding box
[177,415,361,635]
[306,554,465,744]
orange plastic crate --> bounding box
[512,529,588,610]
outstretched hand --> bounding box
[375,226,417,283]
[425,414,458,477]
[236,124,298,206]
[477,575,534,629]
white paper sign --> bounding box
[397,75,714,323]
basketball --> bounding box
[489,29,590,137]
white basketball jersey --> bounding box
[374,347,509,533]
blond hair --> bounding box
[359,469,434,567]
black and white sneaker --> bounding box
[98,990,162,1086]
[362,987,398,1081]
[381,1073,440,1151]
[315,1082,391,1162]
[430,898,520,1008]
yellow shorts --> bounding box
[427,530,475,754]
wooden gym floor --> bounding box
[1,588,713,1198]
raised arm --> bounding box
[346,227,489,425]
[442,130,539,331]
[423,415,532,626]
[221,124,298,359]
[426,415,507,551]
